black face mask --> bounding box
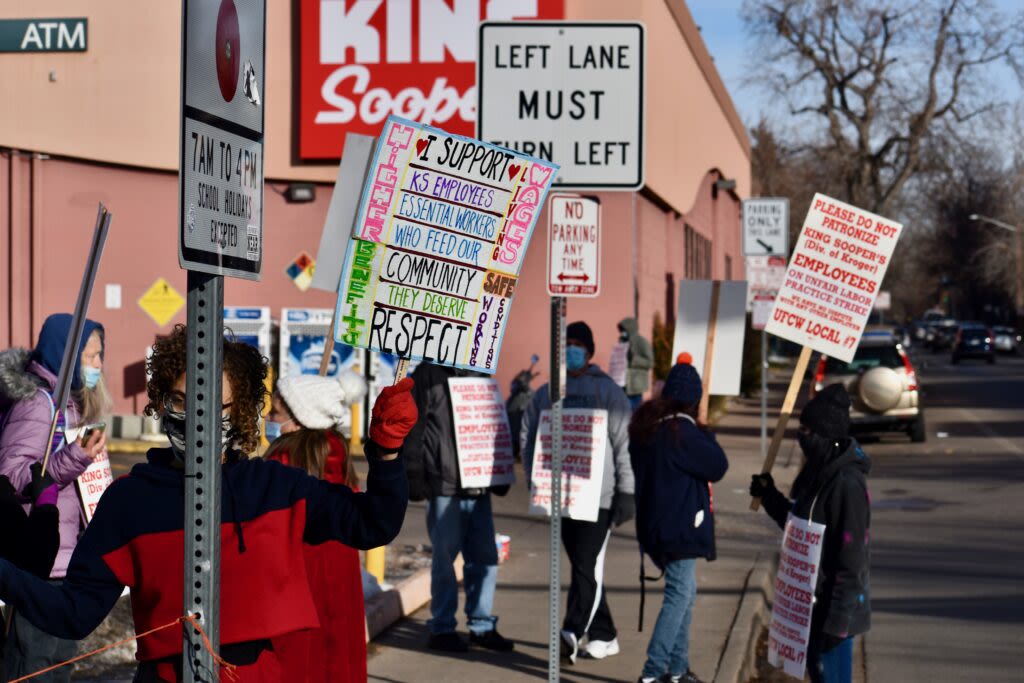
[793,429,836,499]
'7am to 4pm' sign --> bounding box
[333,115,559,373]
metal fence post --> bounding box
[548,296,566,682]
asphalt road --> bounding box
[860,348,1024,682]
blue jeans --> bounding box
[426,494,499,635]
[809,636,854,683]
[642,558,697,678]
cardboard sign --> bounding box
[76,447,113,523]
[742,198,789,256]
[547,195,600,296]
[768,513,826,680]
[297,0,564,160]
[448,377,516,488]
[608,341,628,387]
[529,408,608,522]
[333,115,559,373]
[765,194,903,363]
[671,281,749,396]
[478,22,645,189]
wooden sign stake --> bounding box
[750,345,813,511]
[698,281,721,423]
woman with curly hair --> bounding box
[0,325,418,682]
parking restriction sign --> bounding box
[547,195,600,297]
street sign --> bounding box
[547,195,600,297]
[179,0,266,280]
[874,290,892,311]
[478,22,645,190]
[745,255,787,309]
[138,277,185,327]
[742,198,789,256]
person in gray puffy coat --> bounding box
[521,321,634,664]
[618,318,653,410]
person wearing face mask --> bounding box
[0,313,111,682]
[617,318,654,411]
[0,325,417,682]
[263,371,368,683]
[521,321,635,664]
[749,384,871,683]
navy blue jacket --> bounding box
[630,416,728,569]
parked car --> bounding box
[952,324,995,364]
[992,326,1021,354]
[811,331,925,442]
[926,318,959,352]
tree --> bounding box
[743,0,1024,215]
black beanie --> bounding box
[566,321,595,357]
[800,383,851,441]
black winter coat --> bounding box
[761,439,872,640]
[630,415,728,569]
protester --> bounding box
[0,313,111,682]
[630,361,728,683]
[618,318,654,410]
[404,363,514,653]
[521,321,634,663]
[750,384,871,683]
[0,325,416,681]
[264,371,368,683]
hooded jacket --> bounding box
[0,342,98,578]
[0,445,407,675]
[618,318,653,396]
[522,363,634,510]
[760,438,872,640]
[630,416,728,568]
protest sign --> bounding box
[448,377,516,488]
[333,115,559,373]
[529,408,608,523]
[767,513,826,680]
[671,280,748,396]
[765,194,903,363]
[77,447,113,523]
[608,341,628,387]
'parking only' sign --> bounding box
[742,198,789,257]
[548,195,600,297]
[179,0,266,280]
[478,22,644,190]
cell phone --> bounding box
[81,422,106,441]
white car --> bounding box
[992,326,1021,354]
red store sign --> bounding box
[299,0,563,161]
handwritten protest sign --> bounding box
[767,513,826,679]
[529,409,607,523]
[448,377,516,488]
[76,447,113,523]
[608,341,628,387]
[333,115,559,373]
[765,194,903,363]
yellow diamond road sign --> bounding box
[139,278,185,327]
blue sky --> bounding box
[688,0,1023,129]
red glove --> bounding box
[370,377,418,451]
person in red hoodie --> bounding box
[264,371,369,683]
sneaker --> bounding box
[663,671,705,683]
[427,632,469,652]
[560,629,578,664]
[584,637,620,659]
[469,629,515,652]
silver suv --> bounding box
[811,331,925,443]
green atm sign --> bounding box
[0,19,87,52]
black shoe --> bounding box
[664,671,705,683]
[427,632,469,652]
[469,629,515,652]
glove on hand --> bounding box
[370,377,418,451]
[611,493,636,527]
[25,463,58,507]
[749,473,777,499]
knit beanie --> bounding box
[662,361,703,405]
[800,383,851,441]
[276,371,368,430]
[566,321,595,357]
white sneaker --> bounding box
[560,630,578,664]
[585,637,620,659]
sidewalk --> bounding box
[366,381,803,683]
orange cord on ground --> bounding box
[9,613,237,682]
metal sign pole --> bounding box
[548,296,566,682]
[761,328,768,459]
[183,270,223,682]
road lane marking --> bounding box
[955,408,1024,459]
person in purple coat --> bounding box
[0,313,111,682]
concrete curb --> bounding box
[713,552,775,683]
[365,556,463,642]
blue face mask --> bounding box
[83,366,102,390]
[264,420,283,443]
[566,346,587,371]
